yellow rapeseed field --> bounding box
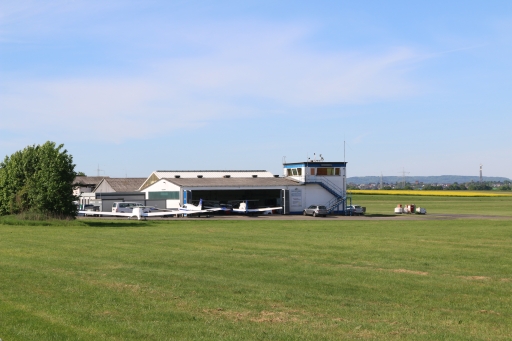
[348,190,512,197]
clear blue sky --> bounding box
[1,1,511,179]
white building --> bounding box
[138,161,347,214]
[282,161,346,213]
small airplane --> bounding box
[176,199,225,216]
[232,200,282,215]
[78,199,224,220]
[78,206,182,220]
[200,200,233,214]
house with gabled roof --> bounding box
[73,176,109,196]
[94,178,146,193]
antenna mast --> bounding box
[96,164,104,177]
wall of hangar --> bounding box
[141,181,343,212]
[178,185,340,213]
[185,189,282,206]
[182,185,337,213]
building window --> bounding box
[316,168,327,176]
[148,191,180,200]
[315,168,340,176]
[310,168,315,175]
[287,168,302,176]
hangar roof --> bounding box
[161,177,301,188]
[154,170,275,178]
[141,170,279,191]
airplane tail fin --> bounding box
[198,199,203,209]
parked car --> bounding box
[346,205,364,215]
[303,205,328,217]
[83,204,100,216]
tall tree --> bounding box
[0,142,77,217]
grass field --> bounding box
[1,197,512,340]
[349,190,512,197]
[350,193,512,216]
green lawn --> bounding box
[350,194,512,216]
[1,217,512,340]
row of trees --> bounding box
[422,182,508,191]
[0,142,77,218]
[349,181,511,191]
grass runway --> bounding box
[1,197,512,340]
[350,193,512,217]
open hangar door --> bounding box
[190,189,282,210]
[282,189,290,214]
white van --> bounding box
[112,202,146,213]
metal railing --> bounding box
[326,196,345,213]
[307,178,346,213]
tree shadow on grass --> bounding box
[82,221,150,228]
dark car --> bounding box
[346,205,364,216]
[303,205,328,217]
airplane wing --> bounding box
[202,206,231,213]
[145,210,184,217]
[177,209,221,215]
[79,208,183,220]
[233,206,282,213]
[79,206,226,220]
[78,211,134,217]
[205,208,225,212]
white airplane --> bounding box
[232,200,282,215]
[78,207,180,220]
[78,199,224,220]
[176,199,225,216]
[198,200,233,214]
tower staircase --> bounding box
[307,177,346,213]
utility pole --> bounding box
[480,164,483,183]
[399,167,410,189]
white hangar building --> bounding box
[139,160,347,214]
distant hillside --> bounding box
[347,175,511,185]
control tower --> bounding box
[283,156,347,214]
